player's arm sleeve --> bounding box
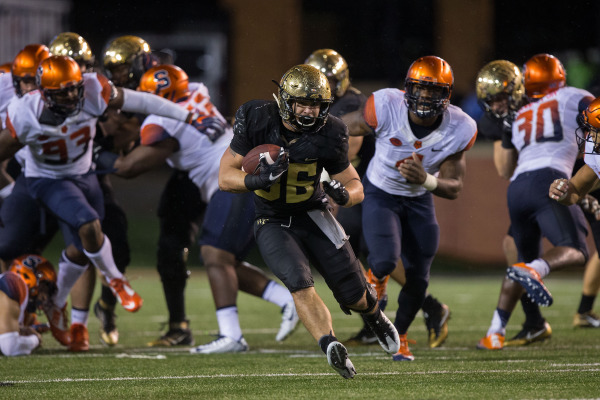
[0,331,39,356]
[119,89,189,121]
[229,104,253,156]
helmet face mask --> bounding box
[305,49,349,97]
[275,64,332,133]
[404,56,453,120]
[576,98,600,155]
[37,56,85,117]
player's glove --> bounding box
[186,112,227,142]
[244,148,289,191]
[579,194,600,220]
[92,144,119,172]
[322,179,350,206]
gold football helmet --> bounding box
[274,64,333,133]
[576,97,600,154]
[305,49,349,97]
[103,35,155,89]
[49,32,95,72]
[476,60,525,121]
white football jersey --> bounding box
[6,73,111,179]
[583,139,600,178]
[140,82,231,203]
[364,89,477,196]
[0,73,16,128]
[511,86,594,181]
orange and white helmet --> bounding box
[523,54,566,99]
[404,55,453,119]
[11,44,50,97]
[576,97,600,154]
[36,55,84,117]
[9,254,57,297]
[138,64,190,102]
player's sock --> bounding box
[55,251,88,308]
[526,259,550,278]
[84,235,123,281]
[318,332,338,354]
[577,294,596,314]
[261,280,293,308]
[216,306,243,341]
[100,286,118,308]
[486,308,510,336]
[71,307,89,326]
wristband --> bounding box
[422,173,438,191]
[244,174,263,191]
[0,181,15,199]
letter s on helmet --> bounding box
[138,64,190,102]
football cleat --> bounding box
[276,301,300,342]
[366,269,389,300]
[42,302,71,346]
[108,277,143,312]
[148,320,195,347]
[506,263,553,307]
[189,336,248,354]
[573,311,600,328]
[424,303,451,348]
[344,325,378,346]
[392,334,415,361]
[505,321,552,346]
[362,310,400,354]
[327,341,356,379]
[68,323,89,352]
[94,300,119,346]
[476,332,505,350]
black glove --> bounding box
[92,144,119,172]
[323,179,350,205]
[244,148,289,190]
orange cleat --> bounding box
[506,263,553,307]
[392,334,415,361]
[367,269,389,300]
[68,323,89,352]
[477,332,505,350]
[109,277,143,312]
[43,302,71,346]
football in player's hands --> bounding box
[242,144,283,175]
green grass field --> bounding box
[1,267,599,399]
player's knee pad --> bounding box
[339,284,378,315]
[370,260,397,277]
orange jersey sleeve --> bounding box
[363,94,378,130]
[462,130,478,152]
[96,74,113,105]
[140,123,170,146]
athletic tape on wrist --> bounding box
[422,173,438,191]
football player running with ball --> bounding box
[95,64,299,353]
[219,64,399,379]
[342,56,477,361]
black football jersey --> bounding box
[230,100,350,217]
